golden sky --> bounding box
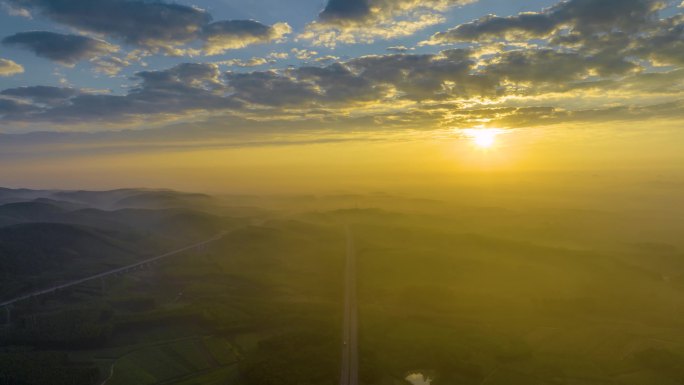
[0,0,683,192]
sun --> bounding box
[463,128,504,149]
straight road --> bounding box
[0,232,227,309]
[340,225,358,385]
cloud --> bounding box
[2,31,118,65]
[134,62,223,89]
[301,0,476,46]
[268,52,290,60]
[2,4,684,133]
[292,48,318,60]
[344,50,485,100]
[630,15,684,66]
[483,49,638,86]
[0,58,24,76]
[2,63,241,125]
[301,13,447,47]
[225,70,320,107]
[5,0,291,55]
[0,45,669,127]
[217,57,271,68]
[416,0,684,94]
[91,55,131,76]
[202,20,292,55]
[221,52,480,108]
[319,0,370,21]
[294,62,383,103]
[425,0,664,44]
[315,55,340,63]
[7,0,210,49]
[0,47,525,126]
[320,0,475,23]
[1,86,80,104]
[426,13,556,43]
[486,100,684,128]
[0,94,40,120]
[1,2,31,17]
[216,52,291,68]
[387,45,411,52]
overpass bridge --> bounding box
[0,232,227,325]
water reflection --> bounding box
[405,372,432,385]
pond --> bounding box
[405,372,432,385]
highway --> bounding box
[0,232,227,309]
[340,225,358,385]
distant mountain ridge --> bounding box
[0,187,214,210]
[0,222,145,276]
[0,187,242,302]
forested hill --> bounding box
[0,187,243,302]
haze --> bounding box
[1,0,684,384]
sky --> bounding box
[0,0,683,193]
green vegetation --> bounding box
[0,351,99,385]
[1,188,683,384]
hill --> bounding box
[0,222,154,301]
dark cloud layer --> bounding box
[202,20,291,55]
[427,0,664,43]
[6,0,290,54]
[303,0,475,46]
[1,0,683,132]
[2,38,681,128]
[320,0,371,21]
[204,20,271,39]
[319,0,472,22]
[2,31,117,64]
[633,14,684,66]
[8,0,210,48]
[0,97,36,119]
[483,49,637,86]
[1,86,80,103]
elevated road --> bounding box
[340,226,358,385]
[0,232,227,310]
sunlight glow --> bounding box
[463,128,505,149]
